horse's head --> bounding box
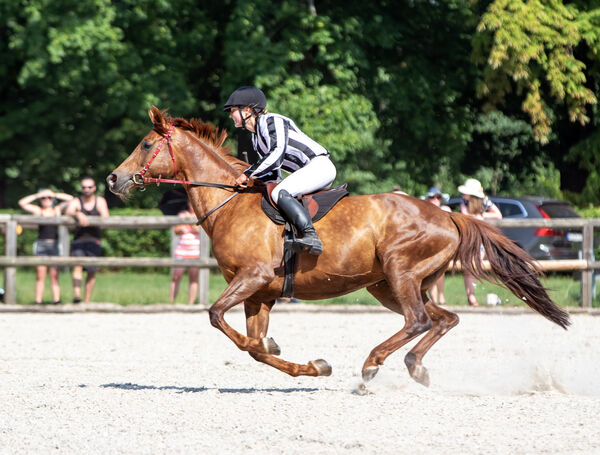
[107,107,180,198]
[108,107,247,201]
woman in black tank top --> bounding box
[18,189,74,304]
[38,224,58,241]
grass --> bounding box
[8,269,598,308]
[11,269,228,306]
[309,273,590,308]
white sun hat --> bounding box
[458,178,485,198]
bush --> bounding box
[102,208,171,261]
[575,205,600,219]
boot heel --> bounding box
[308,244,322,256]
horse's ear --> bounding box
[148,106,161,125]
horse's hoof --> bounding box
[405,352,430,386]
[309,359,332,376]
[362,365,379,383]
[410,364,430,387]
[261,337,281,355]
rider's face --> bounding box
[229,106,253,129]
[229,107,243,128]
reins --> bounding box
[132,122,243,224]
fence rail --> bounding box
[2,215,598,307]
[1,214,215,305]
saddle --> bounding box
[260,183,349,225]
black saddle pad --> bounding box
[261,184,349,225]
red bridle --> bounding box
[132,123,177,189]
[131,123,239,192]
[130,122,242,224]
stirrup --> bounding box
[284,235,322,256]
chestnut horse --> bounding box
[108,107,570,389]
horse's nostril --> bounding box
[106,173,117,187]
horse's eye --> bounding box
[142,140,153,151]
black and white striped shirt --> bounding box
[243,113,329,180]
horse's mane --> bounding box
[151,107,248,171]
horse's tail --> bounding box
[449,212,571,329]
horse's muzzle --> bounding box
[106,172,133,196]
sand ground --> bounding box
[1,306,599,454]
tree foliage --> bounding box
[474,0,599,143]
[1,0,599,209]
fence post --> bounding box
[58,224,70,273]
[198,230,210,306]
[170,227,177,261]
[4,219,17,304]
[170,227,177,302]
[581,223,594,308]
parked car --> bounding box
[446,196,583,261]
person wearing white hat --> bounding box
[458,178,502,220]
[458,178,502,306]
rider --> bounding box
[223,86,336,256]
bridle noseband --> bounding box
[131,122,242,224]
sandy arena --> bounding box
[1,306,599,454]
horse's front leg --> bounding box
[244,301,332,377]
[208,268,276,354]
[245,300,281,356]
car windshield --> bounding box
[539,203,580,218]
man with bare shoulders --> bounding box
[66,177,110,303]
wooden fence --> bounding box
[1,215,598,307]
[0,215,217,305]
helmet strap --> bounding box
[240,109,254,131]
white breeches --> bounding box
[271,155,337,204]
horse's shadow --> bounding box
[100,382,324,394]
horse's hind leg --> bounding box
[362,276,432,388]
[243,301,332,377]
[403,291,459,386]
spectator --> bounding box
[18,189,73,304]
[392,185,408,195]
[424,187,451,306]
[458,178,502,306]
[66,177,110,303]
[170,202,200,305]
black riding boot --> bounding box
[277,190,323,256]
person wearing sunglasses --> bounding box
[65,177,110,303]
[18,188,74,304]
[423,187,451,306]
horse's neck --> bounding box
[179,133,241,234]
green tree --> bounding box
[0,0,225,207]
[2,0,599,207]
[332,0,482,194]
[474,0,599,143]
[220,1,388,193]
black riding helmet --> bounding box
[223,86,267,112]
